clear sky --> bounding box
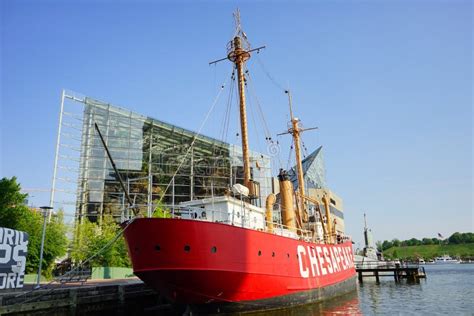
[1,0,472,246]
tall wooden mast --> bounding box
[210,10,265,194]
[229,35,252,191]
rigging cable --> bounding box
[158,72,231,204]
[286,138,294,171]
[244,65,284,170]
[245,74,264,156]
[220,69,235,142]
[255,54,286,93]
[244,65,272,139]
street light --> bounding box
[36,206,53,289]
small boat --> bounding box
[434,255,461,264]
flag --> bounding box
[438,233,444,239]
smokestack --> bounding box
[278,169,296,232]
[265,193,276,233]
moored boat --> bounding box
[434,255,461,264]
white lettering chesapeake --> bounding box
[297,245,309,278]
[316,246,327,275]
[330,247,339,272]
[323,247,333,274]
[338,246,347,270]
[307,246,320,277]
[347,247,354,268]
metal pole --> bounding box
[49,90,65,221]
[147,128,153,217]
[172,177,175,214]
[36,206,52,289]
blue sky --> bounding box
[1,0,472,245]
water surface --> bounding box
[243,264,474,315]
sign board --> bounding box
[0,227,29,290]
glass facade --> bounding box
[52,91,272,223]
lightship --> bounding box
[122,12,357,313]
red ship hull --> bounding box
[123,218,356,311]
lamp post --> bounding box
[36,206,53,289]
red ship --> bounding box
[122,11,356,313]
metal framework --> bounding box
[50,90,272,223]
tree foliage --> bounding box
[378,232,474,253]
[70,216,130,268]
[0,177,68,276]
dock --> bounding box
[0,278,172,315]
[355,261,427,283]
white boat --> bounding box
[434,255,461,264]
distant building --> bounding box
[287,146,346,234]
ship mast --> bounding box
[210,10,265,195]
[231,35,251,191]
[287,91,306,219]
[278,90,318,222]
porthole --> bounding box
[272,252,275,257]
[287,253,290,258]
[258,250,262,256]
[211,246,217,253]
[155,245,161,251]
[184,245,191,252]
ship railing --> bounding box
[162,205,316,241]
[354,259,420,270]
[265,220,315,241]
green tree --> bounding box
[407,238,421,246]
[0,177,28,228]
[448,232,462,244]
[375,240,383,252]
[422,238,434,245]
[0,177,68,276]
[392,239,401,247]
[71,216,130,267]
[382,240,393,250]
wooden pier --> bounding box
[356,261,427,283]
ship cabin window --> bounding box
[155,245,161,251]
[211,246,217,253]
[184,245,191,252]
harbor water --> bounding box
[243,264,474,316]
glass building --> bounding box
[51,91,272,223]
